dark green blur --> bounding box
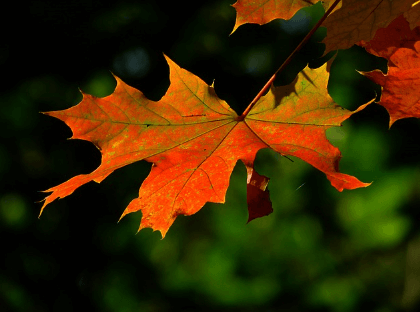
[1,0,420,311]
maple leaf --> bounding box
[359,15,420,127]
[41,55,370,238]
[322,0,417,54]
[231,0,336,33]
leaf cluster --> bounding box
[40,0,420,238]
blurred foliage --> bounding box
[1,0,420,311]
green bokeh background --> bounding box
[1,1,420,311]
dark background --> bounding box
[1,0,420,311]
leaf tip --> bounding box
[37,187,57,218]
[136,223,167,239]
[38,199,48,219]
[158,229,167,240]
[117,212,126,224]
[162,53,174,65]
[388,116,399,128]
[229,24,240,36]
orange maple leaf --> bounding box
[359,15,420,127]
[41,55,371,238]
[231,0,336,33]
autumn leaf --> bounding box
[359,15,420,127]
[322,0,417,54]
[230,0,336,33]
[40,55,371,238]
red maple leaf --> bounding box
[40,56,370,237]
[359,15,420,126]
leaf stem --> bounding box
[238,0,341,120]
